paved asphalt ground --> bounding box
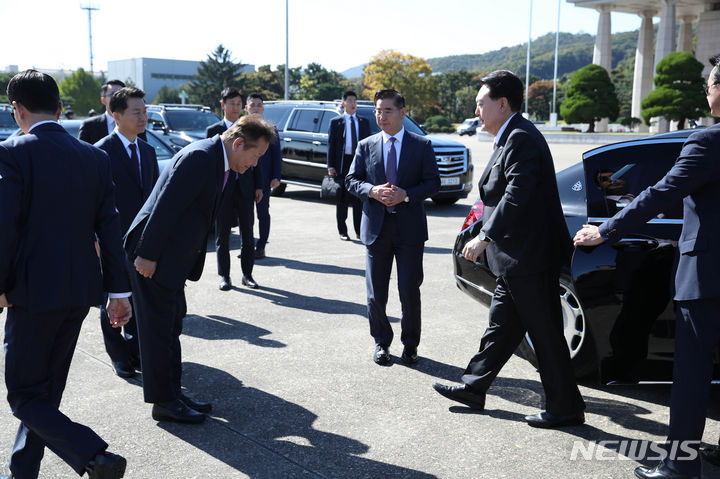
[2,133,720,478]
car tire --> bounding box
[270,183,287,197]
[432,197,458,206]
[515,276,598,379]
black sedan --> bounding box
[453,129,710,382]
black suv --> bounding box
[0,104,16,141]
[263,101,474,204]
[146,104,220,150]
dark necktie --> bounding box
[350,115,358,154]
[128,143,141,185]
[222,170,230,191]
[385,137,397,212]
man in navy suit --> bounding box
[79,80,124,144]
[327,91,371,241]
[433,71,585,429]
[125,115,276,424]
[207,88,264,291]
[346,89,440,366]
[0,70,131,479]
[575,55,720,479]
[95,87,159,379]
[246,93,282,260]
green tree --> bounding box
[560,64,618,133]
[298,63,346,100]
[153,85,181,104]
[424,115,454,133]
[436,70,475,122]
[188,44,245,112]
[58,68,102,116]
[0,72,15,103]
[455,86,478,121]
[527,80,556,121]
[236,64,301,101]
[363,50,439,122]
[641,51,708,129]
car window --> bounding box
[0,110,14,128]
[288,109,322,133]
[148,112,164,125]
[585,141,684,219]
[164,110,220,131]
[263,105,292,129]
[319,111,338,134]
[146,132,175,160]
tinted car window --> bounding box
[288,109,322,132]
[148,112,164,124]
[585,141,684,219]
[164,110,219,131]
[263,105,293,128]
[146,131,174,160]
[0,110,14,128]
[319,111,337,134]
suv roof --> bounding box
[147,103,213,112]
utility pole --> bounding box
[80,2,99,73]
[284,0,289,100]
[525,0,533,117]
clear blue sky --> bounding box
[2,0,643,74]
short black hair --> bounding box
[109,87,146,114]
[101,79,126,97]
[221,87,243,102]
[480,70,524,112]
[247,93,264,103]
[343,91,357,101]
[7,69,60,115]
[222,114,277,145]
[373,89,405,109]
[710,54,720,85]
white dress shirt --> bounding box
[344,113,360,155]
[105,111,115,136]
[114,130,141,177]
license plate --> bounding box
[441,177,460,186]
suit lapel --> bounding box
[372,135,386,183]
[396,133,413,184]
[111,134,143,191]
[477,145,503,190]
[213,138,227,216]
[477,115,521,189]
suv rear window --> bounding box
[288,109,323,133]
[164,110,219,131]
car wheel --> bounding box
[432,197,458,206]
[270,183,287,197]
[515,277,598,378]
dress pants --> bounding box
[365,213,424,348]
[336,194,361,237]
[4,306,107,478]
[216,192,255,278]
[664,297,720,476]
[99,301,139,364]
[255,186,271,251]
[127,257,186,403]
[461,272,585,416]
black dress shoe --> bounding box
[373,344,390,365]
[339,234,350,241]
[702,446,720,467]
[180,393,212,413]
[254,248,266,259]
[219,276,232,291]
[401,346,419,365]
[635,461,697,479]
[85,451,126,479]
[128,355,141,372]
[432,383,486,410]
[241,275,259,289]
[112,361,136,378]
[151,399,205,424]
[525,411,585,428]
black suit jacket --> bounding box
[478,114,572,277]
[124,137,226,290]
[95,132,159,234]
[346,131,440,245]
[206,120,227,139]
[0,122,129,312]
[327,115,371,176]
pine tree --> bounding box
[188,45,245,111]
[560,64,618,133]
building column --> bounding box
[677,15,695,53]
[593,5,612,132]
[652,0,676,133]
[695,9,720,126]
[632,10,656,133]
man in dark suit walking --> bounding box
[433,71,585,429]
[327,91,371,241]
[125,115,276,424]
[574,55,720,479]
[95,87,159,379]
[78,79,124,144]
[346,89,440,366]
[207,88,264,290]
[0,70,131,479]
[246,93,282,260]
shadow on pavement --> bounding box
[239,286,367,317]
[259,257,366,278]
[161,362,437,478]
[182,314,286,348]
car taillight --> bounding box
[461,198,484,231]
